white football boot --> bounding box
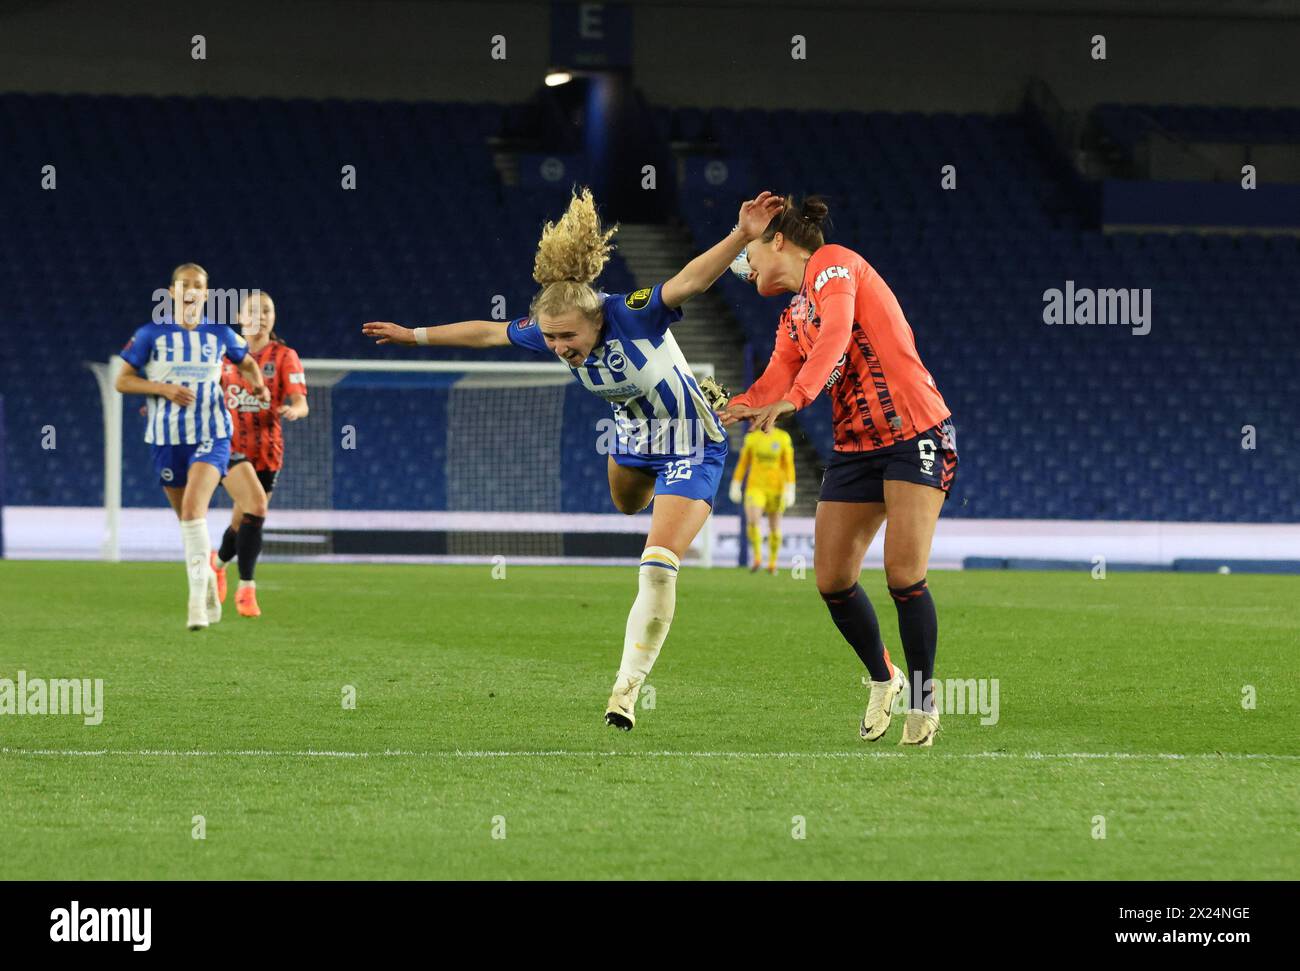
[860,666,908,741]
[604,672,643,731]
[187,600,209,631]
[205,568,223,624]
[899,709,941,747]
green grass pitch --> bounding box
[1,560,1296,880]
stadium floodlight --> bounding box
[545,70,573,87]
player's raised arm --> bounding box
[362,320,510,349]
[659,191,783,309]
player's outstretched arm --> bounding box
[660,191,783,309]
[362,320,510,349]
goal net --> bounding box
[88,357,717,567]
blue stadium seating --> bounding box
[0,92,633,511]
[675,107,1300,523]
[1,93,1296,523]
[1095,103,1300,150]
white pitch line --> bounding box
[1,748,1297,761]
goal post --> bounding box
[89,356,718,567]
[88,356,124,562]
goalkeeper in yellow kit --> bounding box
[729,425,796,573]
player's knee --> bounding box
[817,574,856,597]
[884,558,924,590]
[246,498,269,518]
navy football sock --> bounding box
[889,577,938,712]
[217,526,238,565]
[820,584,892,682]
[236,514,265,582]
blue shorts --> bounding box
[151,438,232,488]
[613,437,729,505]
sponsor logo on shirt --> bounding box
[168,363,219,382]
[226,385,270,413]
[825,352,848,389]
[625,288,652,310]
[288,372,305,385]
[813,265,849,292]
[516,316,535,330]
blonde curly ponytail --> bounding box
[530,187,616,322]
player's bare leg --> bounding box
[882,479,946,745]
[221,465,269,617]
[211,496,243,605]
[606,455,655,514]
[163,485,185,518]
[605,491,712,731]
[766,508,783,575]
[745,498,764,571]
[815,500,905,739]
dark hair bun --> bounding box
[800,196,830,226]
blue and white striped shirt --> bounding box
[506,284,724,457]
[120,317,249,445]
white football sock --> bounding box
[618,546,679,682]
[238,580,255,590]
[179,518,211,607]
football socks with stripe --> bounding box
[889,577,938,712]
[618,546,680,682]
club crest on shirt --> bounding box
[201,342,217,361]
[263,361,276,377]
[603,340,627,373]
[624,288,652,310]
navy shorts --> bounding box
[613,437,729,505]
[228,453,281,494]
[152,438,232,488]
[819,421,958,503]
